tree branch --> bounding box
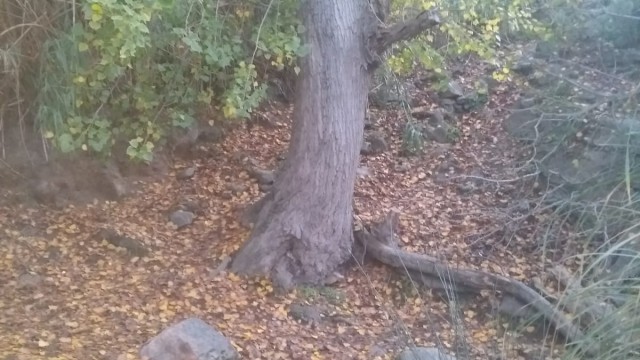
[355,211,597,356]
[374,9,441,53]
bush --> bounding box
[33,0,306,161]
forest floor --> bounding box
[0,68,581,360]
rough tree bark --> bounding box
[230,0,372,286]
[230,1,440,287]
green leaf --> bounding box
[58,133,75,153]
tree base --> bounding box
[231,191,353,289]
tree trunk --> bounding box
[230,0,372,286]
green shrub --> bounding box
[35,0,306,161]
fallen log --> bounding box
[354,211,589,352]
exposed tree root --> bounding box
[354,211,594,354]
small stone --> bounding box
[169,210,195,229]
[249,168,275,185]
[438,80,464,99]
[456,182,475,194]
[176,167,196,180]
[424,125,452,144]
[368,345,386,359]
[324,271,345,285]
[288,304,323,325]
[394,162,411,173]
[17,273,43,289]
[512,57,535,76]
[517,96,537,109]
[226,182,246,195]
[32,180,58,205]
[122,318,138,332]
[439,98,456,113]
[179,199,202,214]
[209,256,232,277]
[433,173,449,185]
[198,126,225,143]
[397,347,456,360]
[361,131,388,155]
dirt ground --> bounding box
[0,69,573,360]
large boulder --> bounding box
[140,318,239,360]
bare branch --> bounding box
[374,9,441,53]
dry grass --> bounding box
[1,0,68,148]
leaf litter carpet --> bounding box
[1,79,569,360]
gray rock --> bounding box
[481,75,498,93]
[512,57,534,76]
[170,210,195,229]
[249,168,275,185]
[361,132,388,155]
[424,125,451,144]
[225,182,246,195]
[517,96,537,109]
[456,182,476,195]
[179,199,203,214]
[456,90,488,112]
[17,273,43,289]
[397,347,456,360]
[527,71,554,87]
[177,167,196,180]
[32,180,59,205]
[140,318,239,360]
[198,126,225,143]
[394,162,411,173]
[439,99,456,114]
[424,111,457,144]
[438,81,464,99]
[368,344,386,359]
[288,304,323,326]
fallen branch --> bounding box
[354,211,590,352]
